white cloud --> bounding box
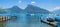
[54,7,60,9]
[53,6,60,11]
[49,6,60,11]
[19,1,22,3]
[31,1,36,5]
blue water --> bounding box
[0,14,53,27]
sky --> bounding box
[0,0,60,11]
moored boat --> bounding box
[40,18,58,27]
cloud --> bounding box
[19,1,22,3]
[31,1,36,5]
[49,6,60,11]
[53,6,60,11]
[48,6,60,12]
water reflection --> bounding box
[0,14,52,27]
[0,21,6,27]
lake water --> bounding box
[0,14,53,27]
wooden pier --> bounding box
[0,16,17,21]
[0,16,10,21]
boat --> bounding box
[40,18,58,27]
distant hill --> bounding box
[24,4,50,14]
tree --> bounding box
[0,8,3,13]
[4,10,11,14]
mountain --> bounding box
[53,9,60,14]
[0,5,50,14]
[24,4,50,14]
[9,6,23,13]
[4,6,23,14]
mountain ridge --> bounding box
[0,4,50,14]
[24,4,50,14]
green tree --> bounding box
[4,10,11,14]
[0,8,3,13]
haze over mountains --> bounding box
[53,9,60,14]
[0,4,51,14]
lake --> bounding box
[0,14,53,27]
